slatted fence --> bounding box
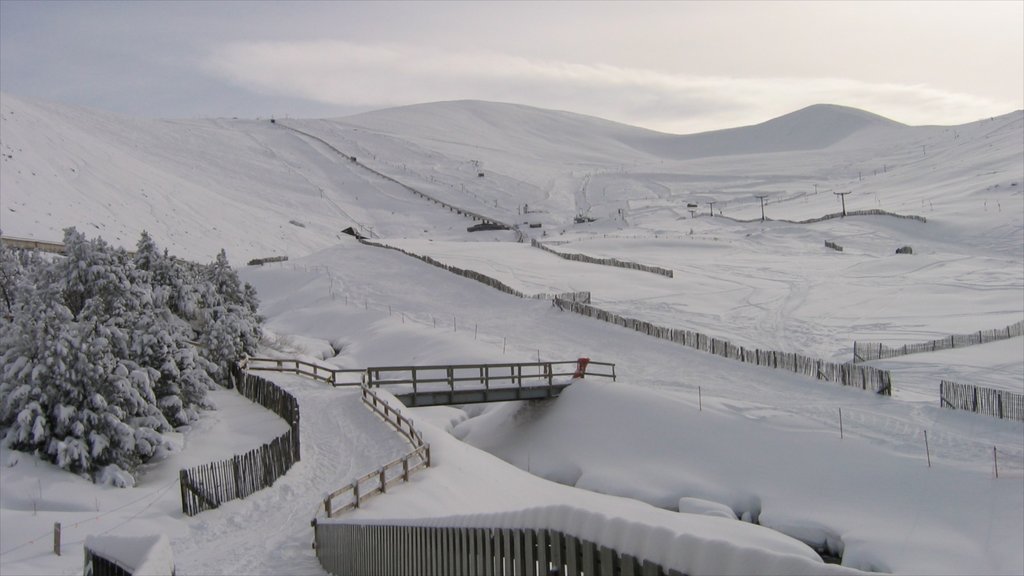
[278,123,511,231]
[313,523,679,576]
[940,380,1024,421]
[531,239,674,278]
[360,239,590,303]
[723,209,927,225]
[854,320,1023,362]
[178,367,301,516]
[555,298,891,395]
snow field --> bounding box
[244,239,1022,574]
[1,95,1021,574]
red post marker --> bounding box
[573,358,590,379]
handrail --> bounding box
[365,360,616,390]
[321,384,431,518]
[246,356,365,386]
[244,356,614,518]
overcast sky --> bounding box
[1,0,1021,134]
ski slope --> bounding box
[1,93,1022,574]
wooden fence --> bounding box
[355,239,887,394]
[724,209,927,226]
[247,255,288,266]
[278,123,511,231]
[0,235,67,255]
[179,367,301,516]
[824,240,843,252]
[854,320,1024,362]
[312,523,679,576]
[555,298,892,395]
[365,360,616,390]
[321,385,431,518]
[246,356,365,386]
[940,380,1024,422]
[360,239,590,304]
[531,239,674,278]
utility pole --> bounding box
[754,195,768,222]
[707,201,716,217]
[834,191,852,216]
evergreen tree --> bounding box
[0,228,262,484]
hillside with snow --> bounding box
[1,93,1022,575]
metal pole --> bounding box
[834,191,851,216]
[924,430,931,468]
[755,195,767,221]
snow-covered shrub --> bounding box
[0,229,261,482]
[195,250,262,386]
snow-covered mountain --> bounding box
[1,93,1022,575]
[4,93,1019,263]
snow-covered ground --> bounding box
[1,94,1022,574]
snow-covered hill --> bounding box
[1,93,1022,575]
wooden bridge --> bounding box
[245,357,616,407]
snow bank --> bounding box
[329,504,862,576]
[85,534,174,575]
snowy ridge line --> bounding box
[275,122,512,231]
[313,506,864,576]
[319,385,431,518]
[359,239,591,304]
[553,298,892,395]
[531,238,675,278]
[853,319,1024,362]
[940,380,1024,421]
[177,365,300,516]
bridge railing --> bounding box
[365,360,616,394]
[246,357,365,386]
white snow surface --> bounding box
[1,94,1022,575]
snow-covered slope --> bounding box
[0,94,504,263]
[0,93,1021,575]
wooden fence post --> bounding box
[53,522,60,556]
